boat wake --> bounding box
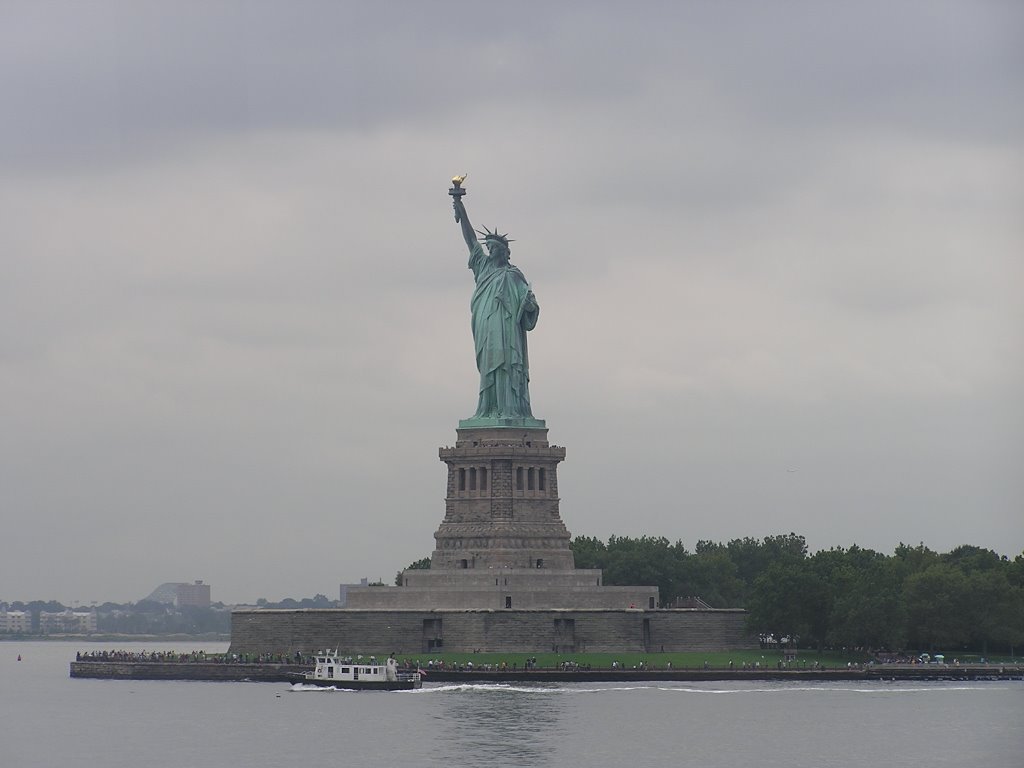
[415,683,566,694]
[288,683,357,693]
[414,682,1004,696]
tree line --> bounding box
[570,534,1024,653]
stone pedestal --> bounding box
[432,426,573,571]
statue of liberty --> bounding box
[450,177,542,426]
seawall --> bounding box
[69,661,1023,684]
[70,661,303,682]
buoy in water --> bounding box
[17,654,21,661]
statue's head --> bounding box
[477,227,513,261]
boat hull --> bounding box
[295,675,421,691]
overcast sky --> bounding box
[1,1,1021,605]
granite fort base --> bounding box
[229,607,750,655]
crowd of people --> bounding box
[418,658,518,672]
[407,657,597,672]
[79,649,1003,671]
[76,650,309,664]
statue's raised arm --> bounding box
[450,175,476,253]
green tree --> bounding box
[570,536,608,569]
[726,533,808,603]
[26,600,69,613]
[892,542,938,578]
[943,545,1004,574]
[602,536,678,600]
[964,569,1022,655]
[395,557,431,585]
[902,562,971,650]
[747,558,829,649]
[686,546,744,608]
[1009,553,1024,588]
[828,555,906,649]
[996,586,1024,657]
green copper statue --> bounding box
[450,177,541,426]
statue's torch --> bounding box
[449,174,467,222]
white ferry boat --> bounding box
[299,653,422,690]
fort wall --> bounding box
[229,608,750,655]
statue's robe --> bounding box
[468,242,539,419]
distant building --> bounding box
[176,580,211,608]
[338,579,370,607]
[144,580,211,608]
[39,610,97,634]
[0,610,31,633]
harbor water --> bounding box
[3,641,1022,767]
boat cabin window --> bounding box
[341,667,350,673]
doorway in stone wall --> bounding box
[553,617,576,653]
[422,618,443,653]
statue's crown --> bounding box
[476,227,514,248]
